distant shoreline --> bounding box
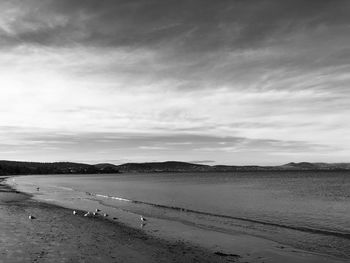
[1,160,350,176]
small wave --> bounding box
[43,185,75,191]
[95,193,131,202]
[91,192,350,240]
[56,186,74,191]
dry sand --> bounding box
[0,178,235,263]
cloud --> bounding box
[1,0,349,51]
[190,160,215,164]
[0,129,341,164]
[139,146,168,150]
[1,0,349,92]
[0,1,349,164]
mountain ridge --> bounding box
[1,160,350,175]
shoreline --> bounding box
[2,175,348,263]
[0,177,232,263]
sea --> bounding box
[8,171,350,262]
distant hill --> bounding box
[116,161,210,173]
[116,162,280,173]
[0,160,119,175]
[0,160,349,176]
[280,162,350,170]
[116,162,350,173]
[94,163,120,173]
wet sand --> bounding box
[0,178,233,263]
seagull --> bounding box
[28,215,35,219]
[73,210,77,215]
[93,212,97,216]
[140,216,147,222]
[84,212,91,217]
[95,209,100,212]
[103,213,108,217]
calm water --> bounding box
[10,171,350,260]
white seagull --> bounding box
[73,210,77,215]
[103,213,108,217]
[84,212,91,217]
[28,215,35,219]
[140,216,147,222]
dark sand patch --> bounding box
[0,179,232,263]
[0,179,31,203]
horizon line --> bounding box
[1,159,349,167]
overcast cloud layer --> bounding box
[0,0,349,164]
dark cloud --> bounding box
[1,0,349,50]
[1,0,348,94]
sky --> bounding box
[0,0,349,165]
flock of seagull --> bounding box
[28,209,147,223]
[29,186,147,223]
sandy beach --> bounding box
[0,178,233,263]
[2,175,348,263]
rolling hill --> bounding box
[1,160,349,176]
